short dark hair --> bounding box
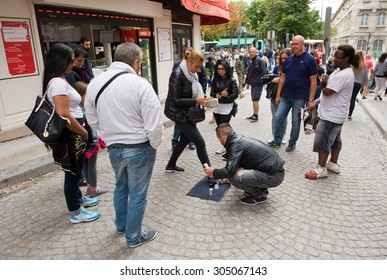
[216,123,233,137]
[80,36,90,44]
[69,44,87,58]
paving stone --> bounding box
[0,92,386,260]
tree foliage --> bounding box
[202,1,249,41]
[245,0,323,46]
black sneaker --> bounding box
[250,115,258,122]
[165,165,185,173]
[246,115,255,120]
[286,143,296,152]
[240,195,267,205]
[268,141,281,148]
[127,230,157,248]
[243,189,268,196]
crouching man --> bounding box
[204,123,285,205]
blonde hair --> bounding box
[354,50,365,72]
[186,50,204,64]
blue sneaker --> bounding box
[70,207,100,224]
[127,230,157,248]
[81,196,100,208]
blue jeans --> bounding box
[274,96,306,145]
[108,143,156,245]
[270,98,287,138]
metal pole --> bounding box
[366,33,371,55]
[269,0,274,49]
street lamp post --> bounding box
[269,0,274,49]
[236,22,248,53]
[228,27,232,51]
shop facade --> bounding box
[0,0,229,140]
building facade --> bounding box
[0,0,229,140]
[330,0,387,57]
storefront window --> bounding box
[35,5,156,87]
[172,24,192,64]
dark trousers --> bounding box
[349,82,362,117]
[64,150,85,212]
[168,122,210,167]
[214,113,232,126]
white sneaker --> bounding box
[281,138,286,145]
[215,147,226,154]
[305,164,328,180]
[326,161,340,174]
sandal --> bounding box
[87,186,108,198]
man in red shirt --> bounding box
[362,54,374,98]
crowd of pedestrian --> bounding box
[36,32,386,249]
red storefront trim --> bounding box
[180,0,229,25]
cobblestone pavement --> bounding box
[0,90,386,260]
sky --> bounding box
[310,0,343,19]
[235,0,343,19]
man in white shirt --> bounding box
[305,45,356,180]
[85,42,163,247]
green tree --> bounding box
[202,0,249,41]
[245,0,323,46]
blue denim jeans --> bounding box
[108,143,156,245]
[270,98,287,138]
[274,96,306,145]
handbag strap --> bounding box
[95,71,129,107]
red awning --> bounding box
[180,0,230,25]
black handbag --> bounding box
[265,82,278,99]
[261,73,277,84]
[25,93,69,144]
[186,105,205,123]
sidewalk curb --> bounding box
[0,154,58,189]
[0,119,176,190]
[359,99,387,141]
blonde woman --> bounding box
[164,51,217,185]
[348,50,368,120]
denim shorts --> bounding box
[251,84,264,101]
[313,119,343,153]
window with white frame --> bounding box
[373,40,383,51]
[357,40,367,51]
[360,13,368,26]
[377,13,385,26]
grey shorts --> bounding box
[313,119,343,153]
[251,84,264,101]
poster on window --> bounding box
[0,17,39,79]
[157,28,172,61]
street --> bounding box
[0,90,386,260]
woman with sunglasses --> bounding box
[210,59,238,154]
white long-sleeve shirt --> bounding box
[84,62,163,149]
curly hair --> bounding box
[337,45,358,68]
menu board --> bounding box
[0,17,39,79]
[157,28,172,62]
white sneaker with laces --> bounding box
[326,161,340,174]
[305,164,328,180]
